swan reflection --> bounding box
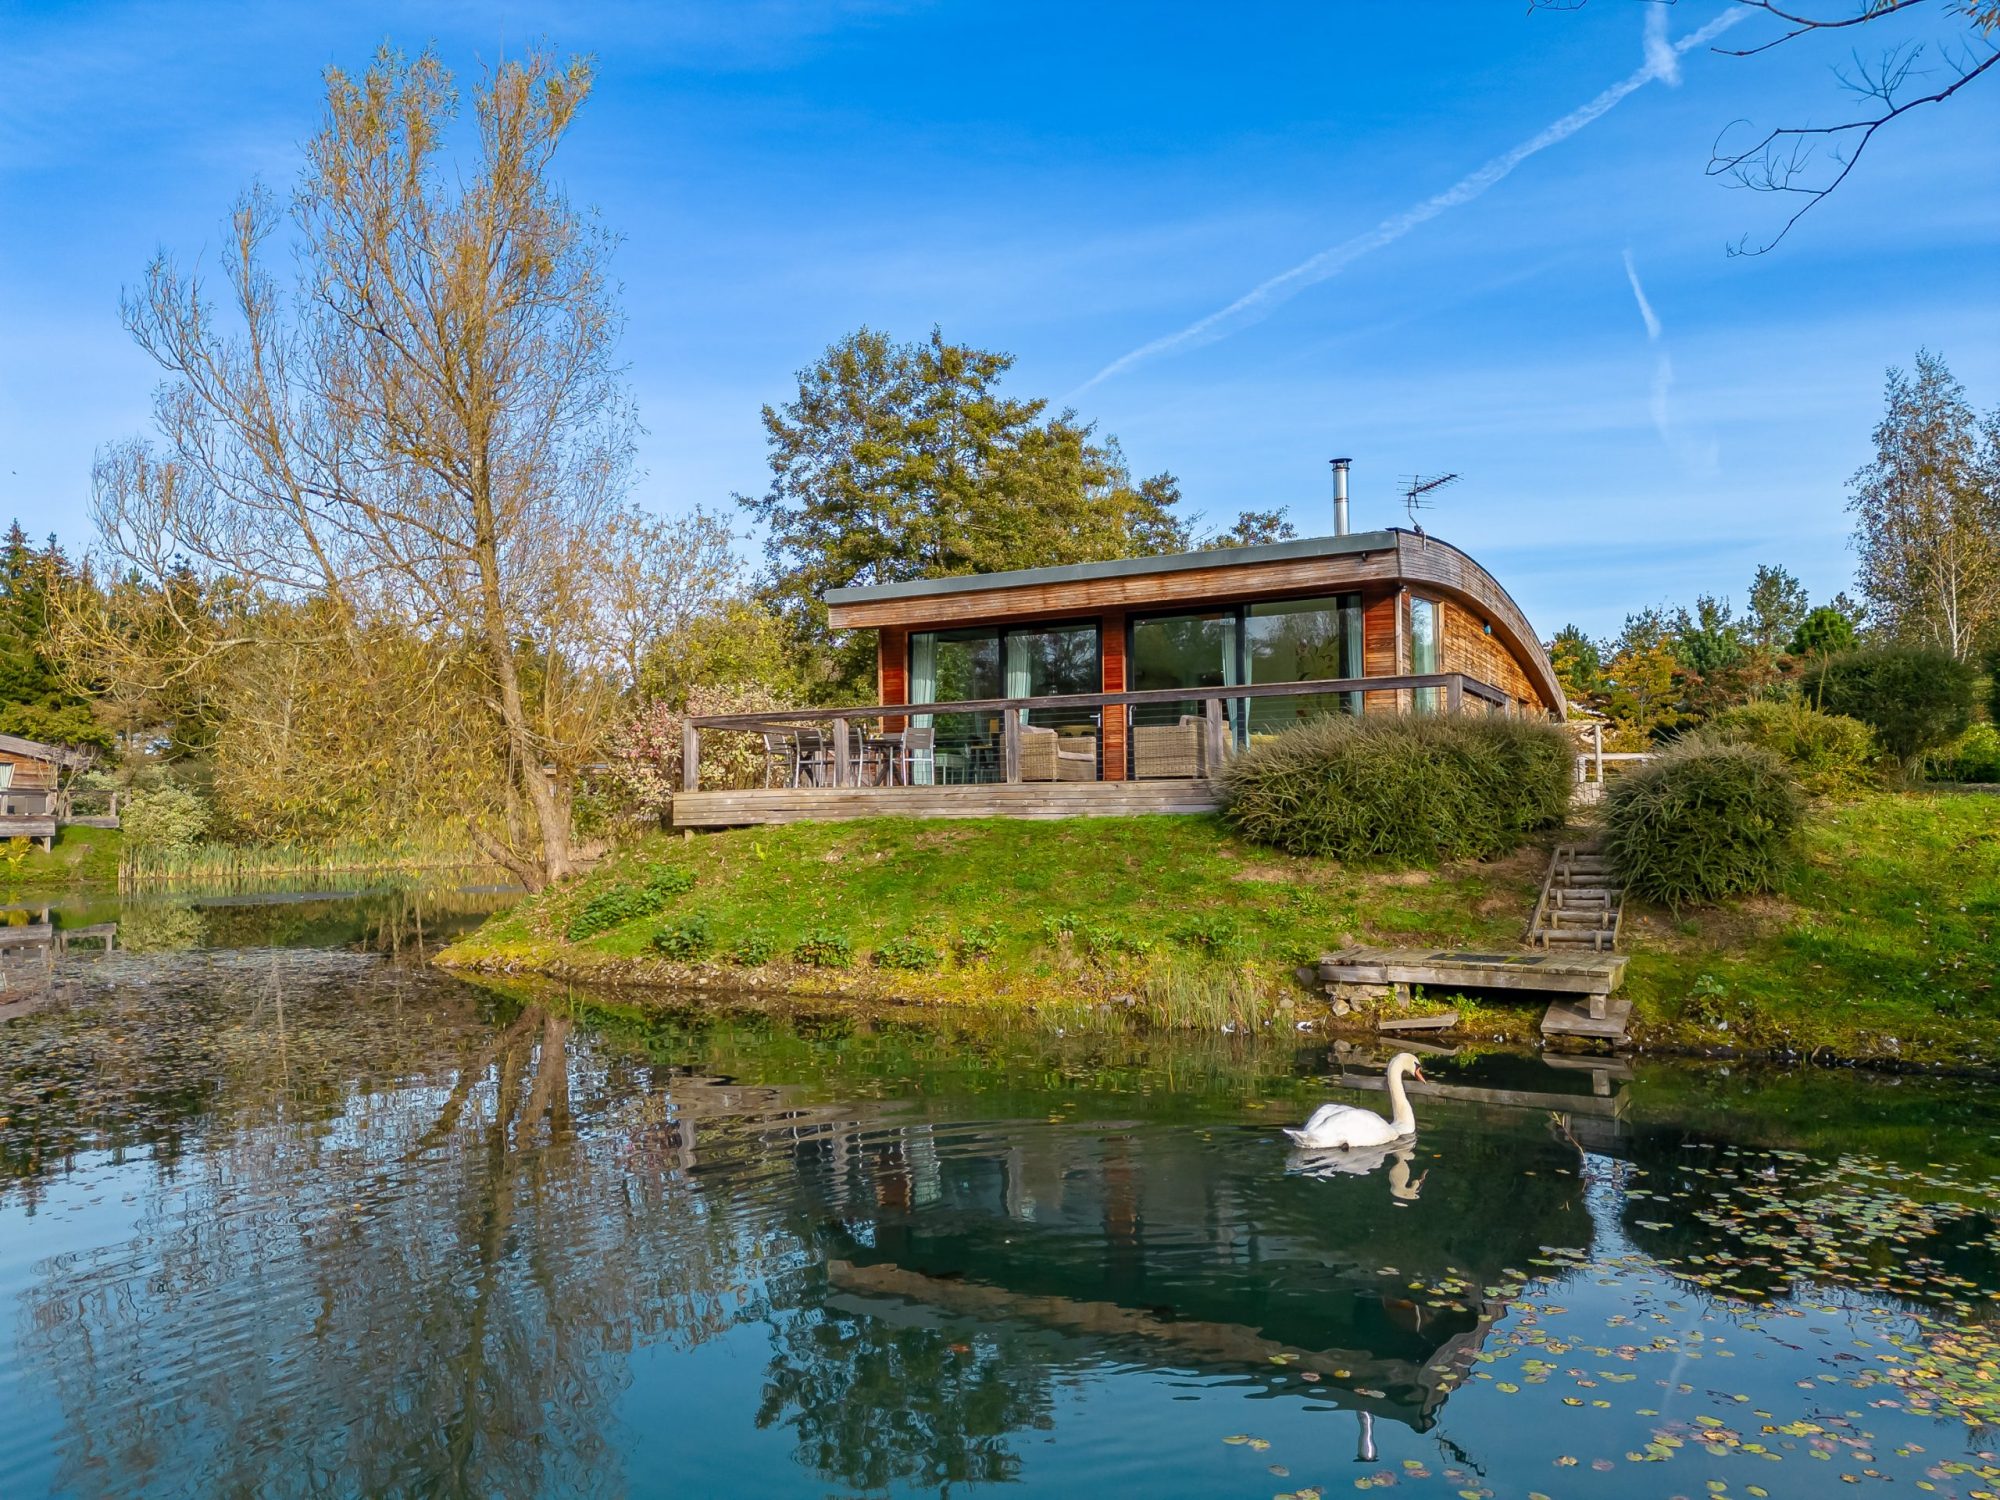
[1285,1143,1429,1202]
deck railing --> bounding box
[680,672,1515,792]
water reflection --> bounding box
[8,963,2000,1497]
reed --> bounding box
[119,832,491,890]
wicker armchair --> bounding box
[1020,725,1097,782]
[1131,716,1207,779]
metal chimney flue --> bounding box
[1330,457,1352,537]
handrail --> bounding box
[678,673,1518,794]
[684,673,1507,730]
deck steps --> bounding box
[1525,842,1623,953]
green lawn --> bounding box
[1621,790,2000,1060]
[441,814,1550,1025]
[0,824,122,896]
[441,792,1998,1062]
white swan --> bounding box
[1284,1053,1426,1149]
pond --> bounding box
[4,894,2000,1498]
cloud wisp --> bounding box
[1622,247,1718,475]
[1075,7,1745,394]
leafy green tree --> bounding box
[1745,564,1810,660]
[0,523,111,752]
[1602,611,1685,745]
[1670,595,1748,717]
[738,327,1270,698]
[1849,351,2000,661]
[1817,647,1977,766]
[1204,508,1297,549]
[1548,624,1603,703]
[1789,605,1859,662]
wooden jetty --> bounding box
[1317,947,1633,1046]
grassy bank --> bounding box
[439,814,1546,1029]
[440,790,1999,1065]
[1618,789,1999,1060]
[0,825,123,896]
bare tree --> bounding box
[92,46,636,887]
[1542,1,1999,252]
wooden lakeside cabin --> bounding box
[0,733,101,850]
[673,527,1565,828]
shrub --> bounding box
[953,923,999,963]
[650,913,713,961]
[1038,911,1081,944]
[1172,914,1239,956]
[726,928,779,965]
[1218,714,1574,863]
[873,934,944,971]
[1814,647,1975,764]
[1926,722,2000,784]
[792,928,853,968]
[567,865,695,941]
[121,785,212,859]
[1702,701,1878,796]
[1603,741,1805,908]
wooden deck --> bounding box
[1317,946,1634,1045]
[673,779,1223,828]
[0,815,56,849]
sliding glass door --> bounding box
[1244,595,1363,736]
[1130,594,1363,752]
[909,622,1099,783]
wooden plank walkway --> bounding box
[1317,947,1634,1046]
[672,779,1222,828]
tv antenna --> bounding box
[1402,472,1460,530]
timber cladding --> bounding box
[842,530,1564,717]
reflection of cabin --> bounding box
[0,734,100,849]
[675,529,1565,826]
[781,1105,1587,1435]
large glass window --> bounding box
[1130,611,1238,732]
[1244,595,1363,737]
[1409,597,1441,713]
[910,622,1099,783]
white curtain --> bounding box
[908,632,936,783]
[1004,634,1032,725]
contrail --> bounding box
[1075,7,1745,394]
[1622,248,1663,342]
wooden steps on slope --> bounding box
[1525,843,1623,953]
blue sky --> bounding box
[3,1,1995,639]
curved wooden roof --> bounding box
[825,528,1565,715]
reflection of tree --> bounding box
[114,898,206,952]
[753,1298,1055,1490]
[16,981,794,1498]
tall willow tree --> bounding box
[90,47,634,887]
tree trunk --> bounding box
[470,527,572,890]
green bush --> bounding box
[650,913,712,961]
[953,923,999,963]
[1815,647,1975,764]
[1604,741,1805,908]
[1926,723,2000,784]
[567,865,695,941]
[1172,914,1238,956]
[1218,714,1575,863]
[121,785,212,859]
[726,928,779,965]
[1702,701,1878,796]
[873,934,944,971]
[792,928,853,968]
